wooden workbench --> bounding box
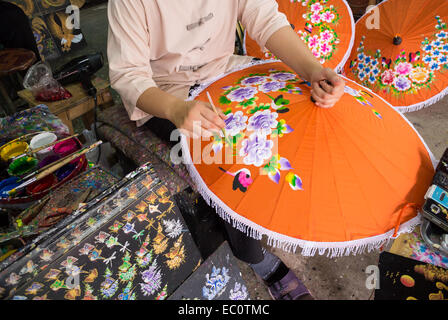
[18,77,114,134]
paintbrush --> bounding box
[8,141,103,195]
[11,134,80,161]
[206,91,228,142]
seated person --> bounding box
[107,0,344,300]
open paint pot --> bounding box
[26,174,56,195]
[30,132,57,160]
[7,156,38,177]
[53,138,79,158]
[38,155,60,169]
[0,177,20,198]
[0,141,29,162]
[55,162,77,181]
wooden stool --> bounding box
[18,77,114,134]
[0,48,36,115]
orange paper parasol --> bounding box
[243,0,355,72]
[181,61,436,256]
[343,0,448,112]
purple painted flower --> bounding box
[239,134,274,167]
[247,110,278,136]
[225,111,248,136]
[259,81,286,93]
[270,72,296,81]
[393,76,411,91]
[240,76,268,86]
[227,86,257,102]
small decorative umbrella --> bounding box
[181,60,436,257]
[343,0,448,112]
[243,0,355,72]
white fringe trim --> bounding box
[335,0,356,74]
[181,62,437,257]
[188,59,281,101]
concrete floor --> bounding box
[54,3,448,300]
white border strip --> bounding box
[182,60,436,257]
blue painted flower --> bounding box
[442,44,448,52]
[372,68,380,76]
[437,31,448,39]
[358,72,366,80]
[440,56,448,64]
[429,61,440,70]
[364,56,372,64]
[227,86,257,102]
[358,63,365,70]
[423,55,433,63]
[247,110,278,136]
[423,44,432,52]
[259,81,286,93]
[433,49,441,57]
[357,53,365,60]
[368,75,376,84]
[371,60,378,67]
[364,67,371,74]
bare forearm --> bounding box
[265,26,323,82]
[136,87,183,122]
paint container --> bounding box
[30,132,57,160]
[0,177,20,198]
[26,174,56,195]
[53,139,79,158]
[55,163,76,181]
[7,156,38,177]
[38,155,61,169]
[0,141,29,162]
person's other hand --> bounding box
[310,68,345,108]
[169,100,226,139]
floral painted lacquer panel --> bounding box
[169,242,250,301]
[4,167,202,300]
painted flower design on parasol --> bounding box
[239,133,274,167]
[348,16,448,97]
[296,0,341,63]
[240,75,268,86]
[226,86,258,102]
[262,155,293,184]
[225,111,248,136]
[259,81,287,93]
[211,68,305,192]
[270,72,297,82]
[247,110,278,136]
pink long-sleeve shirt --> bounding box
[107,0,290,126]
